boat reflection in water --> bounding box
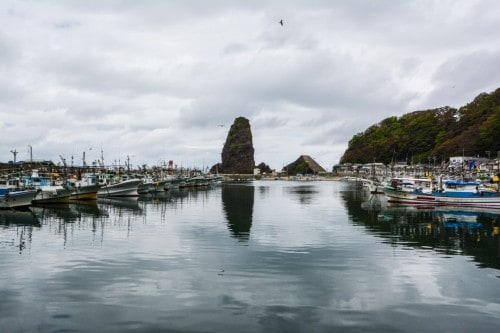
[0,208,39,227]
[350,189,500,270]
[0,209,40,254]
[97,197,141,214]
[30,202,106,223]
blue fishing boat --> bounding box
[383,178,500,208]
[22,170,73,204]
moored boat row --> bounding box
[378,175,500,208]
[1,169,225,209]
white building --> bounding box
[449,156,475,164]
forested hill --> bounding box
[340,87,500,164]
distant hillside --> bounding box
[340,87,500,164]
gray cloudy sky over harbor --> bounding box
[1,0,500,170]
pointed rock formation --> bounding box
[220,117,255,174]
[283,155,325,175]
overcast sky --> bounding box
[1,0,500,171]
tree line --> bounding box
[340,87,500,164]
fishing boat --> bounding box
[383,178,500,208]
[431,179,500,208]
[68,174,101,200]
[32,185,73,204]
[156,178,172,192]
[22,170,73,204]
[0,188,39,209]
[358,178,384,193]
[383,177,434,194]
[0,175,38,209]
[137,175,157,194]
[97,175,142,197]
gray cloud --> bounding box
[1,0,499,169]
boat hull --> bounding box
[98,179,141,197]
[0,189,39,209]
[137,182,156,195]
[32,187,73,204]
[432,192,500,208]
[384,188,500,208]
[70,184,100,200]
[156,180,171,192]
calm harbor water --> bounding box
[1,180,500,332]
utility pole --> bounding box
[100,149,104,170]
[28,145,33,162]
[10,149,18,164]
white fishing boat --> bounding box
[0,188,39,209]
[383,177,434,194]
[97,175,142,197]
[68,174,101,200]
[0,176,24,191]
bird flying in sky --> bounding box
[279,19,283,26]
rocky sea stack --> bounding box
[217,117,255,174]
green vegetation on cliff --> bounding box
[340,88,500,164]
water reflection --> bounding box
[256,184,271,200]
[0,209,39,254]
[1,187,223,252]
[98,197,142,214]
[222,183,254,240]
[341,186,500,269]
[284,184,320,204]
[31,202,107,222]
[143,187,216,207]
[31,204,80,222]
[144,187,218,220]
[72,201,107,218]
[0,209,39,226]
[2,181,500,332]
